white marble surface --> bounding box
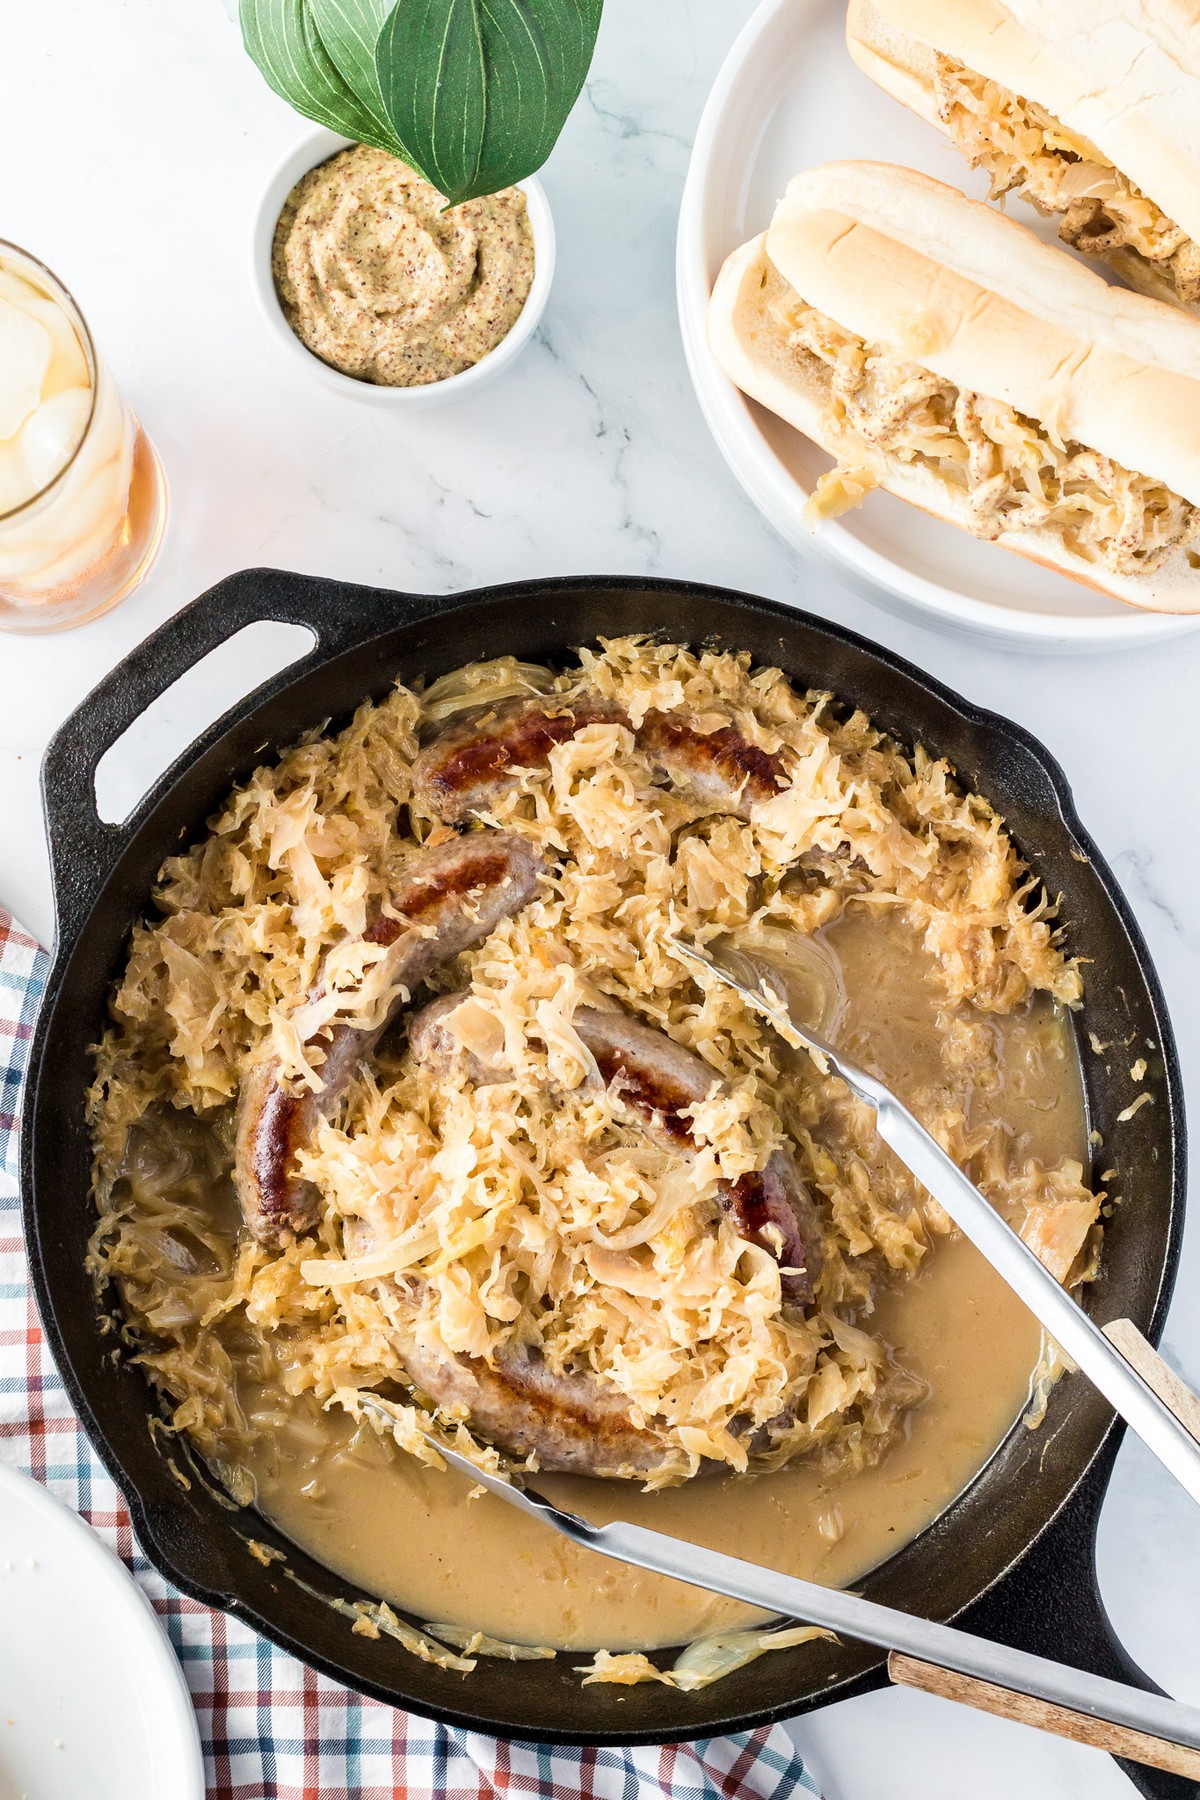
[3,2,1200,1794]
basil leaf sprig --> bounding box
[242,0,409,157]
[241,0,603,205]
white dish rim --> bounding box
[251,127,555,408]
[675,0,1200,651]
[0,1457,205,1800]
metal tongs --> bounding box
[667,936,1200,1511]
[360,940,1200,1776]
[392,1430,1200,1779]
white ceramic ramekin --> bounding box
[251,127,555,407]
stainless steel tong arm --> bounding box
[406,1429,1200,1763]
[668,935,1200,1512]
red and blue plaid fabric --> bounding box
[0,908,820,1800]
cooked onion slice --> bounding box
[420,658,557,727]
[720,926,845,1038]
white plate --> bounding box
[676,0,1200,653]
[0,1461,204,1800]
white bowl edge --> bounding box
[0,1460,205,1800]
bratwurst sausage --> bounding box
[354,994,824,1478]
[349,1215,789,1480]
[411,695,787,824]
[573,1006,823,1301]
[409,993,825,1305]
[347,1207,679,1479]
[388,1324,680,1477]
[234,832,544,1245]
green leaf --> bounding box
[240,0,409,158]
[375,0,603,205]
[307,0,412,157]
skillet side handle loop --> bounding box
[39,567,438,952]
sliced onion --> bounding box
[668,1623,834,1691]
[720,926,845,1038]
[594,1164,701,1251]
[420,659,558,727]
[300,1219,442,1286]
[1055,163,1120,203]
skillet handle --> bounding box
[958,1438,1196,1799]
[40,567,439,951]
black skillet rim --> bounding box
[19,571,1187,1744]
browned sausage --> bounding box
[723,1153,821,1302]
[638,709,787,817]
[411,698,624,824]
[574,1006,823,1303]
[408,994,824,1305]
[411,695,786,824]
[234,832,544,1245]
[392,1331,677,1476]
[340,1217,681,1478]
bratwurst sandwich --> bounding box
[846,0,1200,314]
[707,161,1200,612]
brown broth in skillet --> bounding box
[149,909,1084,1650]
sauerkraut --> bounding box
[780,297,1200,575]
[88,639,1099,1518]
[934,56,1200,305]
[576,1624,833,1690]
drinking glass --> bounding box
[0,241,167,634]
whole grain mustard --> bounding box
[272,144,535,387]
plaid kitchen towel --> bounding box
[0,908,821,1800]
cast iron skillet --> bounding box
[21,571,1188,1795]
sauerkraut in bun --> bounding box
[708,162,1200,612]
[846,0,1200,316]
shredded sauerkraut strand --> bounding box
[340,1388,527,1483]
[933,55,1200,304]
[779,294,1199,575]
[285,1574,478,1672]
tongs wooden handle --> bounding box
[362,1396,1200,1784]
[1103,1317,1200,1444]
[888,1314,1200,1777]
[888,1652,1200,1779]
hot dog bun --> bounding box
[707,162,1200,613]
[846,0,1200,309]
